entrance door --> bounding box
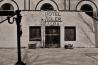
[45,26,60,48]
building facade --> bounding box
[0,0,98,48]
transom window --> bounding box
[65,26,76,41]
[40,3,54,11]
[29,26,41,41]
[0,3,14,10]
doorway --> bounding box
[45,26,60,48]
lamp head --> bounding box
[15,10,21,15]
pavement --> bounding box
[0,48,98,65]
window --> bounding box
[29,26,41,41]
[0,3,14,10]
[65,26,76,41]
[40,3,54,11]
[0,3,14,16]
[80,4,93,17]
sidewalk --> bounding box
[26,48,98,65]
[0,48,98,65]
[0,48,26,65]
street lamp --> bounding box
[0,10,26,65]
[15,10,26,65]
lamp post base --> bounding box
[15,61,26,65]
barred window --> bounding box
[65,26,76,41]
[29,26,41,41]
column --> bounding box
[94,18,98,48]
[41,19,45,47]
[64,0,66,10]
[24,0,30,10]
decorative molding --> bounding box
[76,0,98,12]
[0,0,19,10]
[35,0,59,11]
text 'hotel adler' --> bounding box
[0,0,98,48]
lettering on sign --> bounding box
[42,11,62,26]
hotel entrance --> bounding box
[45,26,60,48]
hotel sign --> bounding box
[43,11,62,26]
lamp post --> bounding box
[0,10,26,65]
[15,10,26,65]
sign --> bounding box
[42,11,62,26]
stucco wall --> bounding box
[0,16,17,48]
[0,12,96,48]
[20,11,95,48]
